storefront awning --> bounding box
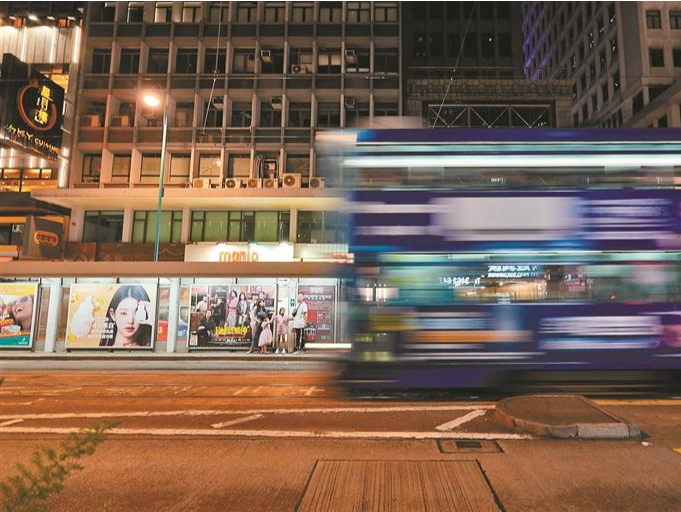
[0,192,70,216]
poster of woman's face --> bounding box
[65,284,157,349]
[0,283,38,348]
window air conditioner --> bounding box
[224,178,242,189]
[246,178,261,188]
[211,97,225,110]
[81,115,100,127]
[344,96,356,109]
[309,177,326,189]
[111,115,130,127]
[270,96,283,110]
[260,49,272,63]
[282,173,301,188]
[344,49,357,64]
[263,178,279,189]
[291,64,309,75]
[192,178,212,189]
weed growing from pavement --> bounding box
[0,421,120,512]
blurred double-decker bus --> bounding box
[331,129,681,391]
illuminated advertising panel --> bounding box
[0,282,39,348]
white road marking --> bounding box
[211,414,263,429]
[594,400,681,406]
[0,401,34,406]
[435,410,487,432]
[0,419,24,427]
[232,387,247,396]
[0,426,531,440]
[304,386,323,396]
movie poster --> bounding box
[188,284,275,349]
[297,285,336,343]
[65,284,157,349]
[0,282,39,348]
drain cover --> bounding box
[297,460,500,511]
[438,440,502,454]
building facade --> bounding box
[522,1,681,128]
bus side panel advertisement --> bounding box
[0,282,39,348]
[65,284,157,349]
[188,284,275,349]
[297,285,336,343]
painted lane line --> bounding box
[0,401,34,406]
[0,404,496,421]
[435,410,487,432]
[212,414,263,429]
[0,426,532,440]
[232,387,248,396]
[0,419,24,427]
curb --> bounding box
[0,354,346,363]
[492,395,641,439]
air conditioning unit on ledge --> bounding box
[111,115,130,127]
[192,178,212,189]
[344,96,356,109]
[224,178,243,189]
[260,49,272,63]
[246,178,261,188]
[291,64,310,75]
[263,178,279,189]
[282,173,301,188]
[344,49,357,64]
[270,96,283,110]
[309,177,325,189]
[81,115,100,127]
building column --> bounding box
[121,208,133,242]
[181,207,191,242]
[289,208,298,244]
[43,278,63,353]
[166,278,180,353]
[68,209,84,241]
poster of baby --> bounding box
[65,283,157,349]
[0,282,39,348]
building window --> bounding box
[154,2,172,22]
[608,4,616,25]
[345,48,370,73]
[464,35,478,58]
[498,33,511,58]
[198,154,221,178]
[230,102,252,127]
[601,83,609,104]
[479,2,493,20]
[127,2,144,22]
[236,2,256,22]
[176,49,198,73]
[320,2,341,23]
[111,154,131,183]
[289,48,313,72]
[132,211,182,243]
[147,48,169,74]
[209,3,229,22]
[259,101,282,127]
[649,49,665,67]
[291,2,314,22]
[204,48,227,73]
[81,154,102,183]
[658,115,668,128]
[374,2,398,22]
[632,92,644,115]
[447,33,460,58]
[288,102,311,127]
[286,153,310,176]
[348,2,371,23]
[671,11,681,29]
[345,101,370,127]
[227,155,250,178]
[375,102,398,116]
[317,49,341,73]
[260,48,284,73]
[169,154,191,182]
[297,211,346,244]
[181,2,202,22]
[233,49,255,73]
[190,211,289,242]
[375,49,398,73]
[203,100,223,128]
[141,154,162,183]
[481,33,495,58]
[599,50,607,70]
[673,49,681,67]
[649,85,668,102]
[91,49,111,74]
[96,2,116,22]
[119,49,140,74]
[413,33,427,58]
[82,211,124,243]
[612,71,620,91]
[610,38,617,57]
[264,2,285,22]
[646,10,661,29]
[429,33,444,58]
[497,2,510,19]
[317,102,340,127]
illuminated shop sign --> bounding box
[486,265,543,279]
[0,54,64,160]
[184,243,296,262]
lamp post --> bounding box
[143,90,168,262]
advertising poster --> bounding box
[297,285,336,343]
[65,284,157,349]
[188,284,275,349]
[0,282,39,348]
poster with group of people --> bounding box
[188,284,276,349]
[0,283,38,348]
[65,284,157,349]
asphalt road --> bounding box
[1,367,680,511]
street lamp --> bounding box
[143,90,169,262]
